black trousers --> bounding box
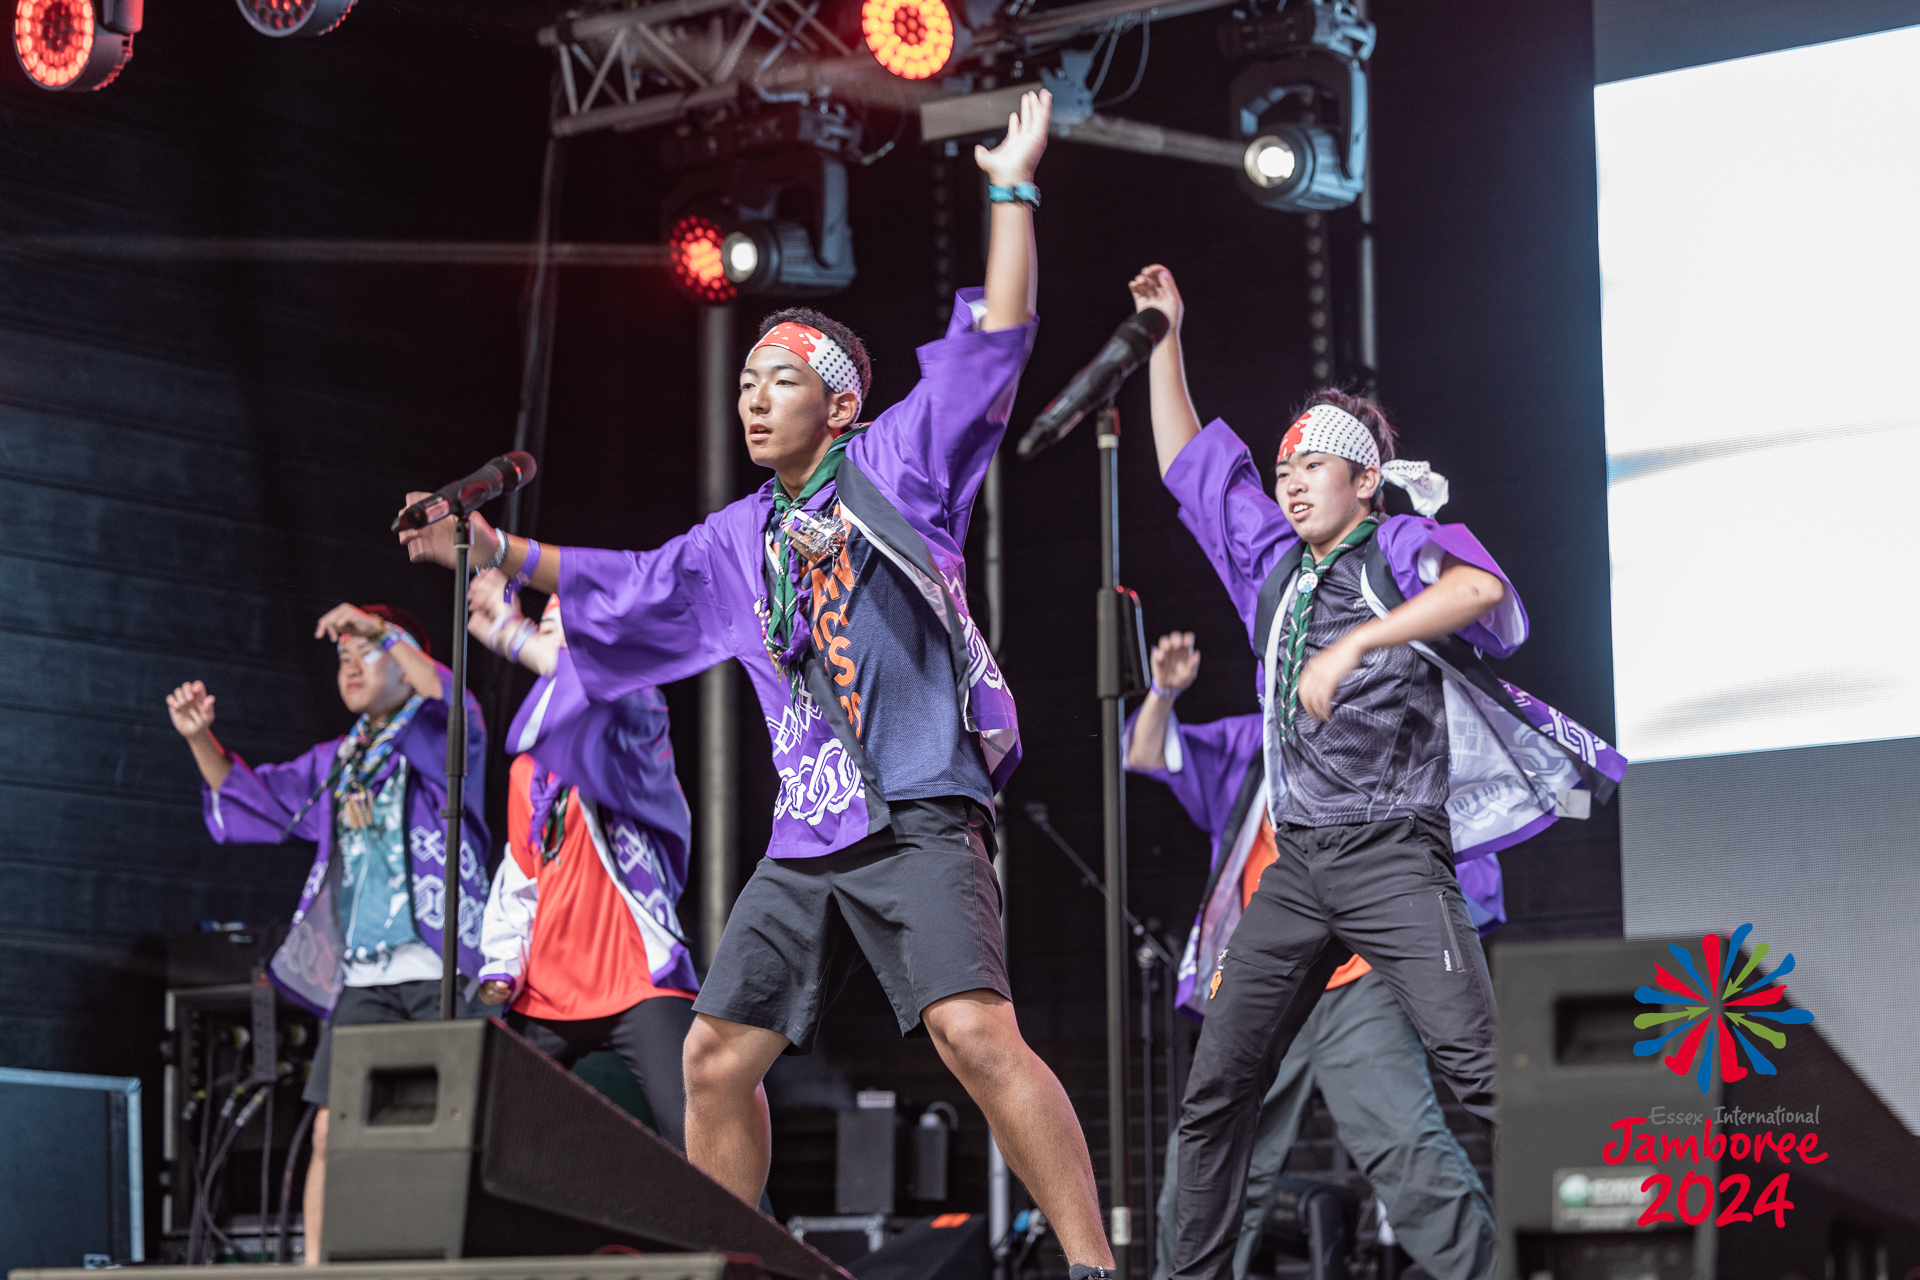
[1171,817,1497,1280]
[508,995,697,1151]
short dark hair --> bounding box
[1289,388,1400,514]
[360,604,431,659]
[753,307,874,405]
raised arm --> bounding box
[976,89,1050,332]
[398,502,560,598]
[166,681,234,791]
[468,569,560,677]
[316,604,445,701]
[1126,631,1202,770]
[1128,264,1201,476]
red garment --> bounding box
[506,754,695,1021]
[1239,813,1372,992]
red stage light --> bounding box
[13,0,132,90]
[862,0,954,80]
[668,215,737,304]
[235,0,356,38]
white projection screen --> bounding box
[1600,24,1920,1130]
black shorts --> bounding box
[693,796,1008,1053]
[303,980,483,1105]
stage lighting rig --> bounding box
[663,147,854,302]
[12,0,138,91]
[1223,0,1372,212]
[235,0,356,38]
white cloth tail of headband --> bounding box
[1281,403,1450,517]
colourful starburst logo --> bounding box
[1632,924,1815,1093]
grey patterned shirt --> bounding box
[1266,551,1450,828]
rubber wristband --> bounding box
[504,538,542,604]
[987,182,1040,209]
[486,529,510,570]
[378,626,402,652]
[1150,681,1181,700]
[506,618,538,664]
[486,609,517,651]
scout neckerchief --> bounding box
[1274,517,1377,743]
[280,696,425,836]
[761,427,866,688]
[528,767,572,864]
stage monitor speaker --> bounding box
[322,1019,851,1280]
[847,1213,989,1280]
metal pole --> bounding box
[439,514,471,1020]
[1357,167,1377,377]
[984,447,1013,1266]
[1137,936,1156,1268]
[1095,405,1131,1276]
[698,303,739,969]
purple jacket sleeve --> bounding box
[1457,852,1506,935]
[558,515,741,703]
[204,742,335,846]
[851,287,1037,547]
[1375,517,1530,658]
[1161,420,1303,649]
[1124,710,1264,855]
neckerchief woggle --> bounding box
[1275,517,1377,743]
[761,427,867,689]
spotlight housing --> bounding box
[236,0,356,38]
[13,0,137,91]
[668,215,737,304]
[663,151,855,302]
[862,0,955,79]
[1228,49,1368,212]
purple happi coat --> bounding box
[200,664,490,1015]
[1123,708,1506,1018]
[482,648,698,994]
[1164,419,1628,864]
[560,289,1031,859]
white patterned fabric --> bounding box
[1279,403,1450,517]
[753,322,862,415]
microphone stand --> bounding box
[1093,400,1134,1278]
[439,513,471,1020]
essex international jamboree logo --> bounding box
[1632,923,1814,1092]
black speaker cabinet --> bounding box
[321,1019,849,1280]
[12,1255,765,1280]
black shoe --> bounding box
[1067,1267,1115,1280]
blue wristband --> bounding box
[987,182,1041,209]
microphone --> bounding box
[391,452,539,531]
[1016,309,1170,460]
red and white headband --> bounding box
[752,322,862,416]
[1279,403,1450,517]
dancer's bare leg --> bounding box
[303,1107,329,1265]
[924,990,1115,1269]
[682,1014,787,1203]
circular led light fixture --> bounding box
[668,215,737,304]
[236,0,357,38]
[1244,135,1297,187]
[862,0,954,80]
[14,0,132,90]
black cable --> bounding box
[276,1104,318,1263]
[1085,19,1124,98]
[258,1086,274,1261]
[1095,18,1151,107]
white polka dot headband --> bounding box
[1278,403,1450,517]
[752,322,862,418]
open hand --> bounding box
[975,88,1051,186]
[166,681,217,737]
[1128,264,1183,335]
[397,491,501,571]
[1296,636,1363,723]
[478,980,513,1006]
[1150,631,1201,697]
[468,568,519,642]
[315,603,387,644]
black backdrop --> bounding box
[0,0,1613,1252]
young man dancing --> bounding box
[1126,631,1504,1280]
[404,91,1116,1275]
[1126,264,1626,1280]
[166,603,489,1265]
[465,570,705,1150]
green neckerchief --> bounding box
[761,428,867,679]
[1276,517,1378,744]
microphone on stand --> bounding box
[392,452,539,531]
[1015,309,1170,460]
